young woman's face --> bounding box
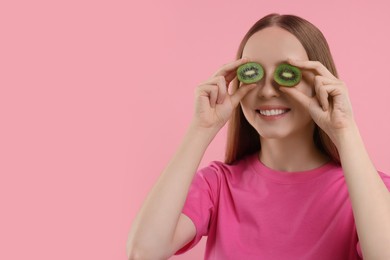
[240,26,315,140]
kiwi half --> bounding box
[237,62,264,84]
[274,63,302,87]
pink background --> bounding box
[1,1,389,259]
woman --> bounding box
[127,13,390,259]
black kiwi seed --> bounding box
[237,62,264,84]
[274,63,302,87]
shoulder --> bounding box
[195,153,257,183]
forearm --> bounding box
[127,124,219,255]
[336,125,390,259]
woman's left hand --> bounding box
[279,58,356,146]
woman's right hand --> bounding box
[191,57,257,131]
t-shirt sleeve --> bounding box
[174,162,220,255]
[356,170,390,259]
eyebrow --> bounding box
[276,60,290,65]
[248,59,290,66]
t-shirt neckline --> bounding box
[248,152,337,184]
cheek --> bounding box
[240,98,257,123]
[240,102,253,121]
[240,88,256,108]
[240,92,249,103]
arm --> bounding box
[126,125,218,259]
[280,59,390,259]
[126,57,256,259]
[336,124,390,259]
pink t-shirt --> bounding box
[174,152,390,259]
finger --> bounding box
[196,84,218,109]
[314,75,340,85]
[314,76,342,111]
[199,75,226,86]
[198,76,227,104]
[287,58,338,80]
[317,84,329,111]
[216,76,227,104]
[202,70,237,86]
[208,85,218,108]
[197,82,220,108]
[212,57,250,78]
[302,71,315,86]
[230,83,257,108]
[279,86,322,114]
[225,70,239,83]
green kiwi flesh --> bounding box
[237,62,264,84]
[274,63,302,87]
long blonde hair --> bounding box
[225,13,340,165]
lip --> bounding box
[256,105,290,110]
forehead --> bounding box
[242,26,308,64]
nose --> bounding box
[256,74,280,99]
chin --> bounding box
[256,128,291,140]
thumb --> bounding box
[280,86,326,117]
[279,86,316,111]
[230,84,257,108]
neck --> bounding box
[259,127,330,172]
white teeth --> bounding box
[258,109,288,116]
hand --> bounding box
[279,58,356,146]
[191,57,257,130]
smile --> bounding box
[256,109,289,116]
